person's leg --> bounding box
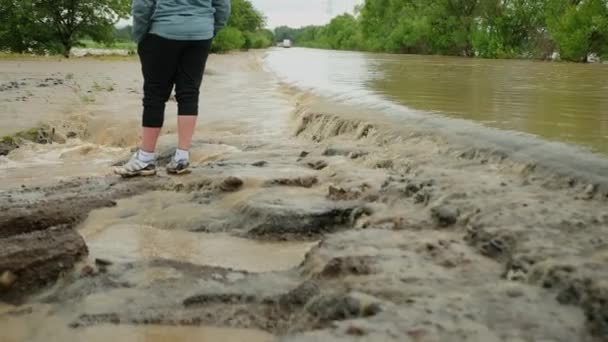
[167,39,212,174]
[140,34,180,152]
[115,34,179,177]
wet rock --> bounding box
[318,256,376,278]
[0,271,18,289]
[80,265,97,277]
[583,282,608,337]
[252,161,268,167]
[70,313,121,328]
[307,160,328,170]
[323,148,368,159]
[0,226,87,303]
[375,160,394,169]
[247,203,357,240]
[504,254,537,282]
[465,226,515,261]
[430,205,460,227]
[278,281,320,310]
[219,176,244,192]
[529,263,578,291]
[267,176,318,188]
[0,138,18,156]
[414,189,432,205]
[95,258,113,267]
[556,278,592,305]
[307,292,382,322]
[582,184,597,200]
[327,185,361,201]
[346,325,368,336]
[183,293,257,307]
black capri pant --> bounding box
[138,34,212,128]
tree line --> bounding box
[275,0,608,62]
[0,0,273,56]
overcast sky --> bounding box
[118,0,361,29]
[251,0,360,28]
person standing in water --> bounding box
[115,0,231,177]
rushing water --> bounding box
[265,48,608,155]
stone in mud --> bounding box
[219,176,244,192]
[307,292,382,322]
[327,185,361,201]
[582,184,597,200]
[346,325,368,336]
[95,258,113,267]
[0,139,18,156]
[306,160,328,170]
[504,254,537,282]
[0,271,18,289]
[465,226,515,262]
[70,313,121,328]
[278,281,320,310]
[323,148,368,159]
[80,265,97,277]
[247,204,357,240]
[268,176,318,188]
[0,226,87,303]
[318,256,376,278]
[430,205,460,227]
[183,293,257,307]
[375,160,394,169]
[583,281,608,337]
[252,161,268,167]
[414,189,432,205]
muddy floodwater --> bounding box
[266,48,608,154]
[1,50,608,342]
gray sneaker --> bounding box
[166,159,191,175]
[114,152,156,178]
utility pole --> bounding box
[326,0,333,17]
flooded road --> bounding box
[1,51,608,342]
[266,48,608,154]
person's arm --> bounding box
[132,0,156,43]
[212,0,231,36]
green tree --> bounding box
[212,0,273,52]
[0,0,55,54]
[0,0,130,56]
[546,0,608,61]
[228,0,265,32]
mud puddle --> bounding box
[86,224,317,273]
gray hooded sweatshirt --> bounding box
[132,0,231,43]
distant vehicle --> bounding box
[282,39,292,48]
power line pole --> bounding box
[326,0,333,17]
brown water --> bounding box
[266,48,608,154]
[86,224,316,273]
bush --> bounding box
[212,27,246,53]
[244,31,272,49]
